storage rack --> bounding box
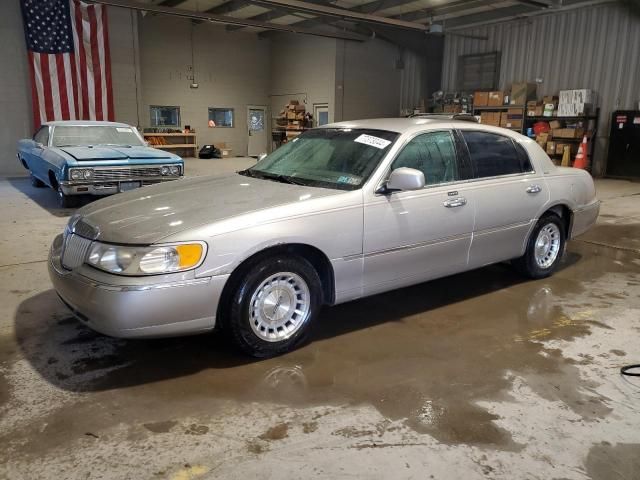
[143,132,198,158]
[523,110,599,168]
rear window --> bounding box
[461,131,533,178]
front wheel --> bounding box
[513,214,565,279]
[57,184,77,209]
[225,255,322,357]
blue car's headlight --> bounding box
[69,168,93,180]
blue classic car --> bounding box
[17,121,184,208]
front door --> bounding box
[362,130,475,296]
[247,106,268,157]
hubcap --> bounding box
[249,272,311,342]
[534,223,561,269]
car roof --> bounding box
[321,117,528,140]
[43,120,133,128]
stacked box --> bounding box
[558,89,595,117]
[488,91,505,106]
[480,111,501,126]
[474,91,489,106]
[510,83,537,106]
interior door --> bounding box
[247,106,268,157]
[458,129,548,268]
[313,103,329,127]
[606,110,640,178]
[362,130,475,296]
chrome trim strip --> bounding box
[357,233,471,259]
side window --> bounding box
[391,131,458,186]
[461,131,532,178]
[34,127,49,146]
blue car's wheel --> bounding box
[57,184,77,209]
[30,173,45,188]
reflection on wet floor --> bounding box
[4,240,640,450]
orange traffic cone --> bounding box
[573,135,589,169]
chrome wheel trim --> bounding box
[249,272,311,343]
[534,223,561,269]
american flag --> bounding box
[20,0,114,129]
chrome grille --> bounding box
[72,218,99,239]
[61,234,93,270]
[92,167,163,180]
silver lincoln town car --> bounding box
[49,117,600,357]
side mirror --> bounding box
[257,153,267,162]
[380,167,425,194]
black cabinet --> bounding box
[606,110,640,178]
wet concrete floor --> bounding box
[1,171,639,479]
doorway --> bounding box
[247,105,268,157]
[313,103,329,127]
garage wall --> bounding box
[139,16,271,156]
[269,34,336,125]
[0,4,140,177]
[335,38,402,121]
[441,3,640,176]
[0,1,32,177]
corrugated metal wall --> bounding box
[400,49,426,112]
[442,3,640,175]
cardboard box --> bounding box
[488,91,504,106]
[558,103,592,117]
[559,89,595,105]
[286,111,296,120]
[510,83,537,106]
[474,91,489,106]
[480,111,501,126]
[289,99,300,106]
[527,100,539,109]
[294,104,306,112]
[553,128,585,139]
[546,141,556,154]
[536,132,549,148]
[500,108,523,128]
[444,104,462,113]
[549,120,562,129]
[543,95,559,105]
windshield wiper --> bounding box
[238,169,308,186]
[97,144,133,148]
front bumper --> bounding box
[48,235,229,338]
[571,200,600,238]
[60,176,181,196]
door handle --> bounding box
[443,197,467,208]
[526,184,542,194]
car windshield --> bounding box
[52,125,144,147]
[241,128,399,191]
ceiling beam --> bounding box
[205,0,252,15]
[157,0,188,6]
[85,0,367,40]
[246,0,429,30]
[227,0,418,31]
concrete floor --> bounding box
[1,159,639,479]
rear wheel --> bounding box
[225,255,322,357]
[30,173,45,188]
[513,214,565,279]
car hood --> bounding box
[75,174,344,244]
[60,146,174,161]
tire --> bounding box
[225,255,322,358]
[57,184,77,209]
[30,173,45,188]
[513,214,566,279]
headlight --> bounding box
[69,168,93,180]
[161,166,170,175]
[86,242,205,275]
[169,165,180,175]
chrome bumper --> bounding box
[60,176,181,196]
[48,235,229,338]
[571,200,600,238]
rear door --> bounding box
[458,129,548,268]
[362,129,475,295]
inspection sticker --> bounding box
[116,127,133,133]
[354,134,391,149]
[337,175,361,185]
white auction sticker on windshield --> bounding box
[116,127,133,133]
[354,134,391,149]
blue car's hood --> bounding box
[59,146,174,161]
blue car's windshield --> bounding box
[52,126,144,147]
[241,128,399,191]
